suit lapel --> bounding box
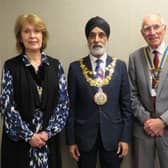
[83,55,92,71]
[138,49,154,111]
[82,56,98,94]
[141,48,152,96]
[106,55,112,65]
[157,57,168,96]
[105,55,112,76]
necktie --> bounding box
[95,59,103,78]
[153,50,159,69]
[152,50,159,109]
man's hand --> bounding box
[144,118,165,136]
[69,144,80,161]
[117,142,128,158]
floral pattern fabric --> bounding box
[0,53,69,168]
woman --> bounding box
[0,14,69,168]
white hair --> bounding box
[141,13,165,30]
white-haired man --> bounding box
[129,14,168,168]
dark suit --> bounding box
[66,55,131,168]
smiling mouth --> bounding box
[149,38,158,42]
[29,41,38,44]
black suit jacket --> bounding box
[66,55,131,151]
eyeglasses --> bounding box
[142,24,164,34]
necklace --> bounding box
[80,57,117,105]
[80,57,117,87]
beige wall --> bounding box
[0,0,168,167]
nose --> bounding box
[148,27,157,35]
[29,31,35,37]
[94,34,100,42]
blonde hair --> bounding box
[14,13,49,53]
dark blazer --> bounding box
[66,55,131,151]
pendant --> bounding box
[94,88,107,105]
[152,78,159,90]
[154,81,159,90]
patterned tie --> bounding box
[95,59,103,78]
[152,50,159,109]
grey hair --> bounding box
[141,14,166,30]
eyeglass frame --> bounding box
[142,24,165,34]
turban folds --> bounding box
[85,16,110,39]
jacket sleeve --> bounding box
[128,55,150,125]
[119,61,132,143]
[66,63,77,145]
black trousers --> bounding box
[78,131,121,168]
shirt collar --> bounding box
[22,51,50,67]
[149,41,165,55]
[89,52,107,64]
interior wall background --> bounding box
[0,0,168,167]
